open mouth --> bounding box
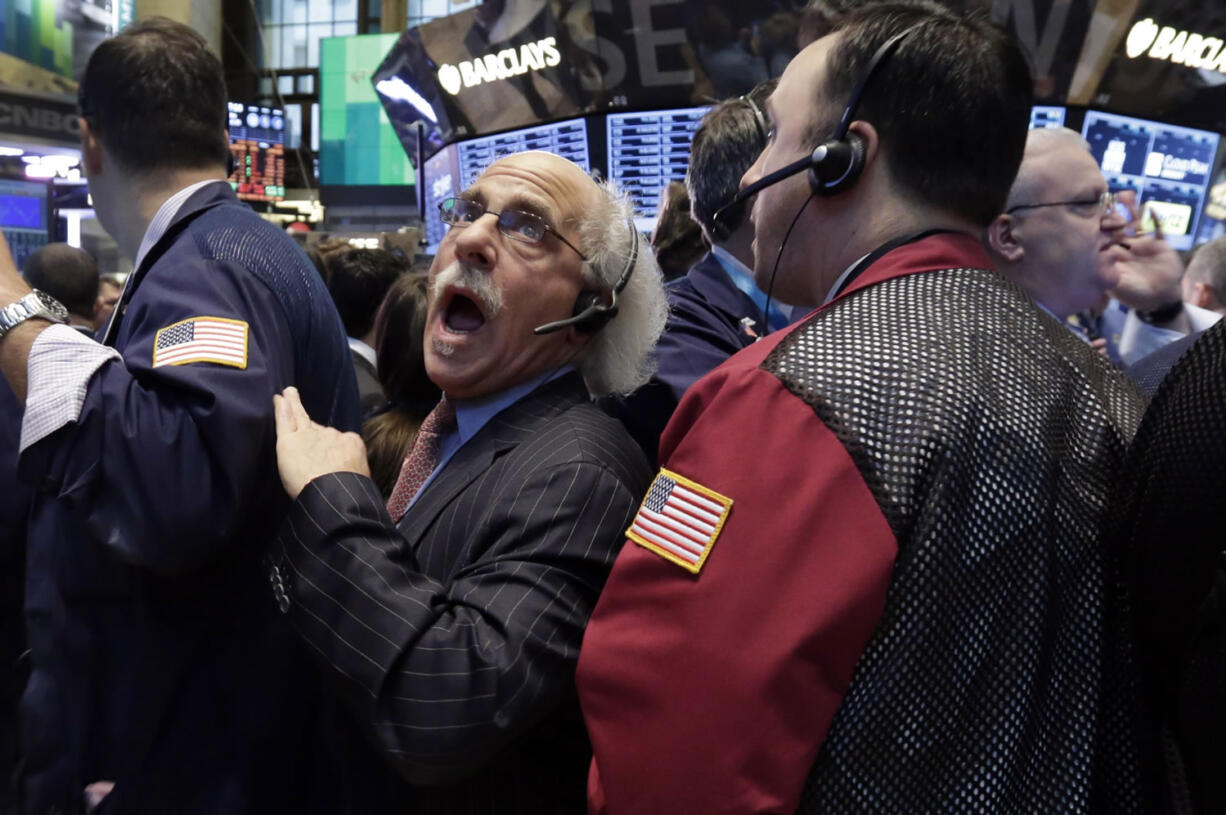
[443,290,487,334]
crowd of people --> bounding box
[1,2,1225,814]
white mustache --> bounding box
[432,261,502,318]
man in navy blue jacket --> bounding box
[0,18,359,814]
[601,81,791,466]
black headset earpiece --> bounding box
[533,220,640,336]
[569,290,610,333]
[808,131,867,196]
[709,22,924,228]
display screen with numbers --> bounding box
[227,102,286,202]
[606,107,709,229]
[0,177,51,272]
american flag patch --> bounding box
[152,317,249,369]
[627,469,732,574]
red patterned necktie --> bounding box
[385,398,457,521]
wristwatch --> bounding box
[0,289,69,340]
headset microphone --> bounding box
[533,220,640,336]
[709,24,924,239]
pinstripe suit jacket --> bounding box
[272,373,650,813]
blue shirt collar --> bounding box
[449,363,576,446]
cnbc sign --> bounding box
[1125,18,1226,74]
[436,37,562,96]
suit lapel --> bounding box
[395,373,587,550]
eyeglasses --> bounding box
[438,197,587,260]
[1006,191,1119,218]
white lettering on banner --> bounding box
[630,0,693,86]
[438,37,562,96]
[1126,18,1226,75]
[990,0,1073,80]
[1157,154,1211,182]
[0,102,82,137]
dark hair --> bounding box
[817,1,1032,226]
[687,79,777,237]
[22,243,99,318]
[799,0,857,48]
[303,245,329,282]
[650,181,708,281]
[326,248,409,339]
[78,17,230,173]
[362,273,441,498]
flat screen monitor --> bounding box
[1030,105,1066,130]
[1081,110,1220,251]
[320,34,416,187]
[422,142,460,254]
[0,178,51,272]
[227,102,286,202]
[606,107,709,232]
[422,118,590,254]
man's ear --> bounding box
[79,118,104,176]
[845,120,879,169]
[1189,281,1219,311]
[986,214,1024,263]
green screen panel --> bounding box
[1,0,74,78]
[319,33,416,186]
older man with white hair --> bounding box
[984,126,1128,323]
[987,126,1221,363]
[265,150,666,813]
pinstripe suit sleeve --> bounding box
[273,457,640,785]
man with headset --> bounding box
[602,80,787,466]
[264,150,666,812]
[577,3,1152,813]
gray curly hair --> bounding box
[574,180,669,397]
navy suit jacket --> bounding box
[271,373,651,814]
[0,380,29,812]
[351,349,386,417]
[18,182,360,814]
[602,251,763,467]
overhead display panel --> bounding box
[1082,109,1220,251]
[227,102,286,202]
[1087,0,1226,135]
[1029,105,1067,129]
[606,106,708,224]
[371,0,800,161]
[319,34,417,188]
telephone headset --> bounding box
[533,219,640,335]
[710,23,925,233]
[708,93,771,243]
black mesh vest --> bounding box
[760,267,1153,813]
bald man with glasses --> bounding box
[987,127,1218,362]
[985,127,1129,324]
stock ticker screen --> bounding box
[0,178,50,272]
[228,102,286,202]
[1082,110,1220,251]
[422,118,590,253]
[1029,105,1066,130]
[606,107,708,230]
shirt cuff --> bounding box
[20,324,121,451]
